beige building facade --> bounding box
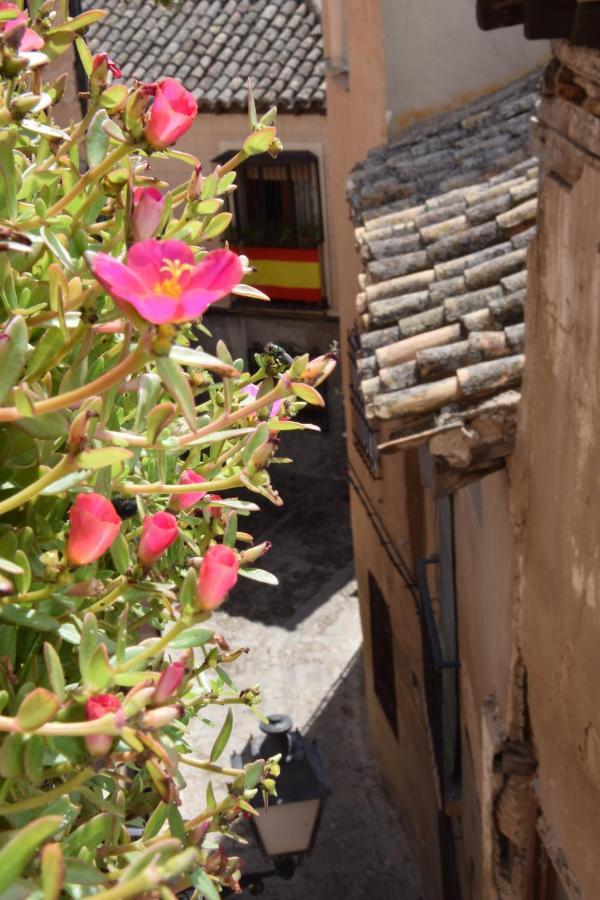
[333,0,600,893]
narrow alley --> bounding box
[182,387,425,899]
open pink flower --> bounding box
[0,2,44,51]
[138,511,178,566]
[242,383,282,417]
[196,544,239,611]
[145,78,197,150]
[172,470,206,511]
[132,187,164,242]
[91,240,243,325]
[67,493,121,566]
[85,694,124,757]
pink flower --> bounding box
[153,660,187,705]
[0,2,43,51]
[138,511,178,566]
[145,78,197,150]
[196,544,239,611]
[67,493,121,566]
[172,469,206,511]
[91,52,121,78]
[91,240,243,325]
[242,383,282,417]
[85,694,123,757]
[132,186,164,242]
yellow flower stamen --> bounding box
[154,258,194,299]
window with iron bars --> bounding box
[368,572,398,737]
[348,326,380,477]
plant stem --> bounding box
[0,344,148,423]
[0,456,75,516]
[24,143,132,228]
[0,766,93,816]
[0,713,122,736]
[179,755,244,778]
[217,150,248,176]
[116,473,241,496]
[184,796,231,832]
[117,618,189,673]
[86,871,155,900]
[85,576,127,615]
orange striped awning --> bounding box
[240,246,323,303]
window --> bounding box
[417,498,460,798]
[368,573,398,737]
[348,327,380,477]
[218,150,325,307]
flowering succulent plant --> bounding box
[0,1,336,897]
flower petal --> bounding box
[185,249,243,293]
[127,238,194,283]
[125,292,184,325]
[93,253,149,304]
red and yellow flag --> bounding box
[241,247,323,303]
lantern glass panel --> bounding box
[254,799,321,856]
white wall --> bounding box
[381,0,549,132]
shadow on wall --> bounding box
[225,372,354,627]
[228,650,426,900]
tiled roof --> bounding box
[81,0,326,113]
[348,71,541,474]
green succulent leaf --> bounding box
[0,816,62,894]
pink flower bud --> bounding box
[196,545,239,611]
[171,469,206,512]
[67,493,121,566]
[153,660,187,705]
[85,694,123,757]
[207,494,223,518]
[140,704,183,729]
[138,511,178,567]
[145,78,197,150]
[132,186,165,242]
[91,52,122,78]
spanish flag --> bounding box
[241,247,323,304]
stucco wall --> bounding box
[454,471,517,899]
[512,156,600,897]
[380,0,548,133]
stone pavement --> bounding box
[181,387,425,899]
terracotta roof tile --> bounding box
[349,70,542,473]
[81,0,325,113]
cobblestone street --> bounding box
[182,387,425,900]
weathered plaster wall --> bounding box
[349,477,443,900]
[454,471,518,899]
[493,43,600,894]
[512,142,600,897]
[380,0,548,134]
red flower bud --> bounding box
[153,660,187,705]
[132,186,165,242]
[145,78,197,150]
[84,694,123,757]
[91,52,122,78]
[138,511,178,567]
[67,493,121,566]
[171,469,207,512]
[196,544,239,611]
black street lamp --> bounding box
[230,713,330,893]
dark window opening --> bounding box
[214,150,326,309]
[417,497,461,798]
[368,572,398,737]
[348,326,380,477]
